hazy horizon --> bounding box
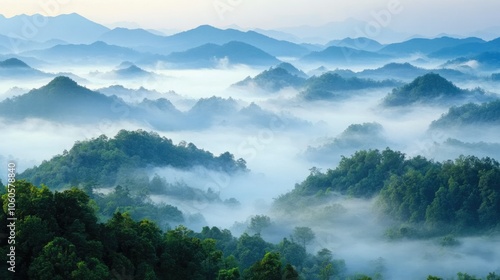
[2,0,500,42]
[1,2,500,279]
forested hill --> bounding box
[0,76,119,122]
[275,148,500,234]
[301,73,397,100]
[382,73,484,106]
[430,100,500,129]
[0,181,303,280]
[20,129,247,189]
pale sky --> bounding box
[2,0,500,36]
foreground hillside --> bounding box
[2,180,498,280]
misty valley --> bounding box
[1,13,500,280]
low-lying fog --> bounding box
[2,63,500,279]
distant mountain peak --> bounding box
[0,58,31,68]
[90,41,109,47]
[117,61,135,69]
[191,25,221,32]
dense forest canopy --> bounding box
[0,181,352,280]
[3,181,497,280]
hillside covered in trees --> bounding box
[0,181,356,280]
[233,64,307,92]
[382,73,486,106]
[430,100,500,129]
[3,181,498,280]
[275,148,500,235]
[20,130,247,189]
[301,73,396,100]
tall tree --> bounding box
[248,215,271,235]
[292,226,315,248]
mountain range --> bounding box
[2,13,500,71]
[0,76,308,130]
[97,24,310,57]
[379,37,485,56]
[357,62,471,82]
